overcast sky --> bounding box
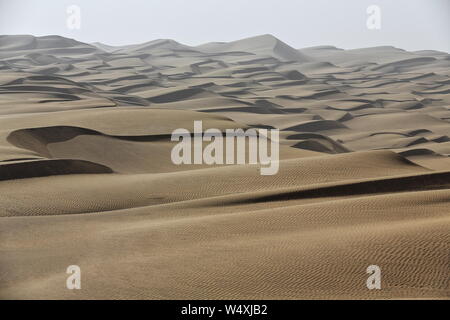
[0,0,449,52]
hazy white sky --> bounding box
[0,0,449,52]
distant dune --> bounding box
[0,34,449,299]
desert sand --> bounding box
[0,34,449,299]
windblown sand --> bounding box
[0,34,449,299]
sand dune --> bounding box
[0,34,449,299]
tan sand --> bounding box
[0,34,449,299]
